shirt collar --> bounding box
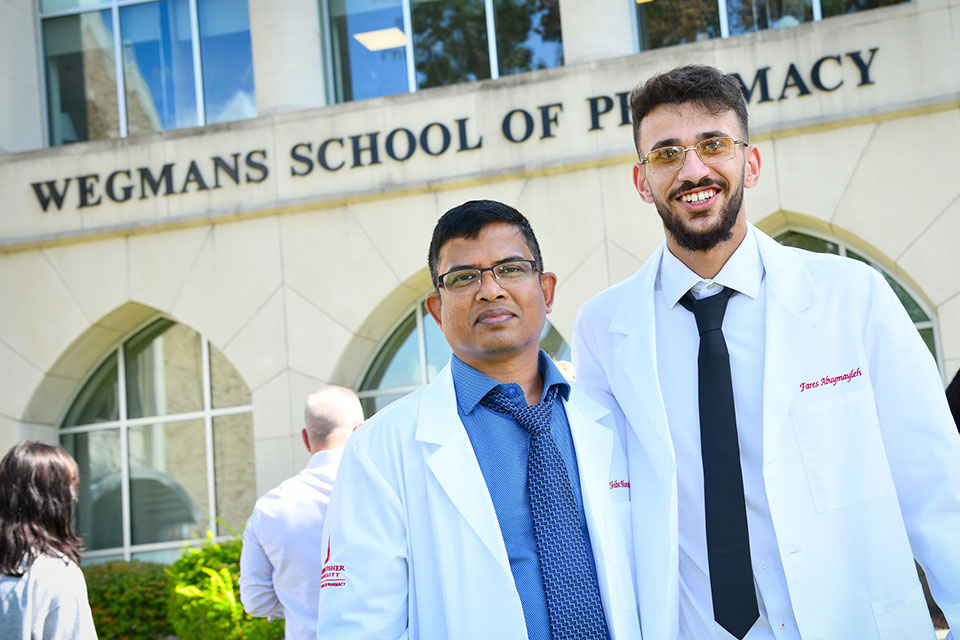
[657,225,764,307]
[451,350,571,415]
[304,447,343,471]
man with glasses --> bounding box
[573,65,960,640]
[316,200,641,640]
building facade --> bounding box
[1,0,958,562]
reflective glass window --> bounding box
[125,319,204,419]
[636,0,720,51]
[494,0,563,76]
[726,0,812,35]
[62,352,119,427]
[412,0,491,89]
[40,0,107,11]
[60,319,255,561]
[361,310,420,391]
[62,429,123,550]
[821,0,907,18]
[128,419,208,545]
[43,11,120,145]
[213,413,257,535]
[329,0,409,102]
[198,0,256,124]
[211,343,252,409]
[422,302,451,382]
[120,0,198,136]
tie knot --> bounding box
[481,385,558,435]
[678,286,735,336]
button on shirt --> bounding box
[239,448,343,640]
[451,351,598,640]
[654,228,800,640]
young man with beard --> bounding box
[573,65,960,640]
[316,200,641,640]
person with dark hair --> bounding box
[573,64,960,639]
[0,441,98,639]
[317,200,641,639]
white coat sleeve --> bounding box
[864,268,960,635]
[316,435,408,640]
[37,560,98,640]
[572,302,614,396]
[239,513,284,620]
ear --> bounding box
[301,428,311,454]
[425,290,442,328]
[744,144,762,188]
[633,162,655,203]
[539,271,557,313]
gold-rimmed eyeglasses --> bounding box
[437,260,538,295]
[640,136,748,174]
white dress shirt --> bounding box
[654,228,801,640]
[240,448,343,640]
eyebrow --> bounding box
[443,255,529,273]
[649,130,731,151]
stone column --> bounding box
[0,0,45,152]
[247,0,328,116]
[559,0,637,65]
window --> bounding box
[776,230,940,360]
[40,0,255,146]
[635,0,907,51]
[60,318,256,563]
[357,297,570,416]
[327,0,563,103]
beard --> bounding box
[653,172,744,252]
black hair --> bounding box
[629,65,749,160]
[427,200,543,288]
[0,441,84,576]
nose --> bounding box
[476,269,506,300]
[676,146,711,184]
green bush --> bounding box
[83,560,170,639]
[165,532,284,640]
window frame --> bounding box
[36,0,248,146]
[58,316,254,562]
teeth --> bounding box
[680,189,717,203]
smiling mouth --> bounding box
[679,188,718,203]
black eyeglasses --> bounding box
[437,260,539,295]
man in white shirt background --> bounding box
[573,64,960,639]
[239,386,363,640]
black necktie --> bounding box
[679,287,759,639]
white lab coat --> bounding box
[573,226,960,640]
[316,364,642,640]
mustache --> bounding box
[668,177,727,201]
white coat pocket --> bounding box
[872,586,936,640]
[790,386,896,513]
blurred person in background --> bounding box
[0,441,97,640]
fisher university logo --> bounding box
[321,536,345,589]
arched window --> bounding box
[776,230,941,362]
[357,298,570,417]
[60,318,255,563]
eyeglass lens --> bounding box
[442,261,535,293]
[646,137,737,173]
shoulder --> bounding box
[342,387,426,454]
[28,554,87,596]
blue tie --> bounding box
[482,386,610,640]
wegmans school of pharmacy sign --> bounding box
[29,49,878,214]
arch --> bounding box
[44,306,256,562]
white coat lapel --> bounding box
[755,229,819,446]
[565,387,614,544]
[608,244,675,465]
[416,366,512,577]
